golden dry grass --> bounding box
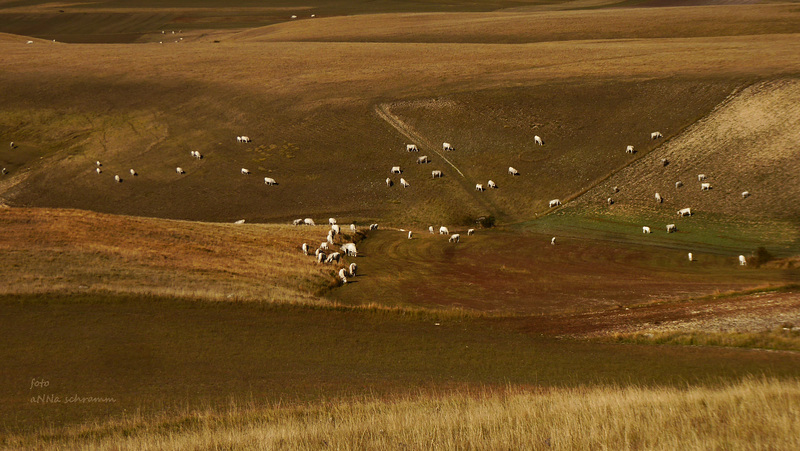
[0,206,342,303]
[7,377,800,450]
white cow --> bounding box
[488,180,497,189]
[667,224,677,233]
[234,219,245,224]
[241,136,251,143]
[331,224,341,235]
[432,170,443,178]
[467,229,475,235]
[130,169,137,176]
[9,142,14,148]
[607,198,614,205]
[329,218,337,225]
[651,131,663,139]
[292,219,304,226]
[400,178,410,188]
[349,263,357,277]
[96,161,102,166]
[549,199,561,208]
[675,181,683,188]
[416,155,429,164]
[612,186,619,193]
[439,226,449,235]
[317,252,326,263]
[326,252,341,264]
[739,255,747,266]
[338,268,348,283]
[534,135,543,146]
[475,184,484,192]
[701,183,711,191]
[449,234,460,243]
[304,218,315,226]
[241,168,250,175]
[655,193,662,203]
[443,142,453,151]
[96,168,102,174]
[326,231,334,245]
[642,226,651,234]
[264,177,277,185]
[697,174,706,181]
[429,226,435,234]
[408,231,413,239]
[551,237,556,245]
[688,253,693,262]
[741,191,750,198]
[386,177,393,187]
[114,175,121,183]
[320,242,329,250]
[370,224,379,230]
[626,145,634,154]
[406,144,418,152]
[341,243,358,256]
[302,243,309,255]
[194,152,202,159]
[350,224,357,232]
[176,167,185,174]
[508,167,519,176]
[1,168,7,175]
[391,166,402,174]
[677,208,692,217]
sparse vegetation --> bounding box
[608,328,800,352]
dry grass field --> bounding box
[2,0,800,447]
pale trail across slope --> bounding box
[374,103,466,178]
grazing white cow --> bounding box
[432,170,443,178]
[331,224,340,235]
[292,219,304,226]
[320,242,329,251]
[626,145,634,154]
[741,191,750,198]
[701,183,711,191]
[241,168,250,175]
[341,243,358,257]
[408,231,413,239]
[449,234,460,243]
[467,229,475,236]
[326,231,334,245]
[317,252,326,263]
[264,177,277,185]
[338,268,348,284]
[391,166,402,174]
[655,193,662,203]
[416,155,429,164]
[114,175,121,183]
[651,131,663,139]
[406,144,419,152]
[349,263,357,277]
[642,226,651,234]
[1,168,7,175]
[96,161,102,167]
[291,15,297,19]
[400,178,410,188]
[443,142,453,151]
[130,169,137,176]
[370,224,379,230]
[96,168,102,174]
[429,226,435,234]
[475,184,484,192]
[508,167,519,176]
[675,181,683,188]
[661,158,669,167]
[739,255,747,266]
[551,237,556,245]
[329,218,337,225]
[439,226,449,235]
[534,135,543,146]
[697,174,706,181]
[26,40,33,44]
[607,198,614,205]
[238,136,250,143]
[488,180,497,189]
[667,224,677,233]
[350,224,357,232]
[194,151,202,159]
[176,167,185,174]
[386,177,393,187]
[688,253,693,262]
[304,218,315,226]
[302,243,309,255]
[326,252,341,264]
[612,186,619,193]
[677,208,692,217]
[549,199,561,208]
[9,142,14,148]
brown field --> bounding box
[2,0,800,446]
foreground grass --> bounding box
[609,328,800,353]
[7,377,799,450]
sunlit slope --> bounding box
[552,79,800,251]
[235,5,800,43]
